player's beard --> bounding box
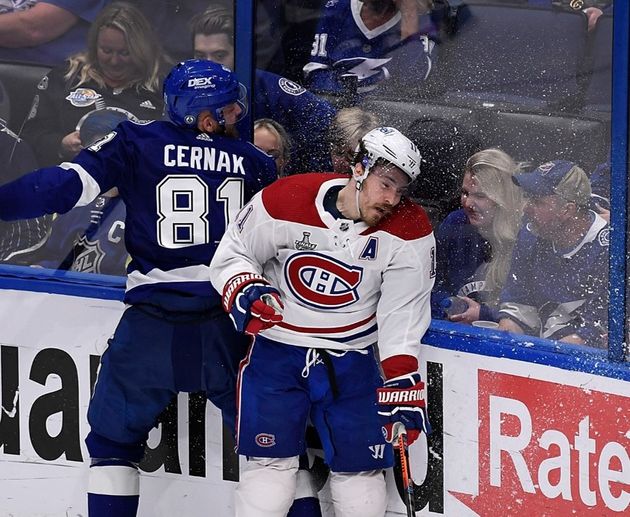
[220,124,240,139]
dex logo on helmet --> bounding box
[187,77,217,88]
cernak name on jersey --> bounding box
[285,252,363,309]
[163,144,246,175]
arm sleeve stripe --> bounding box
[59,162,101,208]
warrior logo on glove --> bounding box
[377,372,431,445]
[223,272,284,335]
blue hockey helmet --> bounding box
[163,59,247,128]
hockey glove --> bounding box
[223,273,284,335]
[377,372,431,446]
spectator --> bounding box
[254,118,292,177]
[0,0,110,66]
[498,160,609,348]
[0,120,52,263]
[32,187,127,275]
[21,1,165,167]
[303,0,435,96]
[328,106,379,174]
[37,192,125,275]
[191,5,336,174]
[528,1,612,31]
[405,116,482,226]
[432,148,524,324]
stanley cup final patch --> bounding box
[295,232,317,250]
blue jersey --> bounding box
[432,209,500,321]
[0,0,110,66]
[303,0,434,94]
[0,120,277,308]
[498,214,609,346]
[36,195,128,276]
[252,69,336,173]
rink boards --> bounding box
[0,286,628,516]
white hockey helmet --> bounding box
[357,126,421,184]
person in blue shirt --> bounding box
[498,160,609,348]
[0,0,110,66]
[432,148,525,324]
[303,0,435,96]
[0,59,277,516]
[190,5,336,174]
[34,191,127,275]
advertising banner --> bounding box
[1,290,628,516]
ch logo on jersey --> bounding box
[285,252,363,309]
[369,444,386,459]
[255,433,276,447]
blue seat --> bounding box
[434,3,589,111]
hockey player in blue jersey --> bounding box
[303,0,435,95]
[0,59,277,516]
[190,5,336,174]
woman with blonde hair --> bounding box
[328,106,379,173]
[22,1,166,167]
[254,118,293,177]
[432,148,525,324]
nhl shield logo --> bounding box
[295,231,317,250]
[71,237,105,273]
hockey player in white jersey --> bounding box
[210,126,436,516]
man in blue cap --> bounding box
[497,160,609,348]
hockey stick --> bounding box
[393,422,416,517]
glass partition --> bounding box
[250,0,617,355]
[0,0,622,358]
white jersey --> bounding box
[210,173,436,366]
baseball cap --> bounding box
[512,160,592,207]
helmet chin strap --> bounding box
[354,157,372,220]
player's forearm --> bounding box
[0,5,78,47]
[397,0,428,39]
[0,167,82,220]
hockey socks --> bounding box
[87,459,139,517]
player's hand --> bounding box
[448,296,480,324]
[377,372,430,446]
[60,130,83,159]
[222,273,284,335]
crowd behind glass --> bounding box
[0,0,614,350]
